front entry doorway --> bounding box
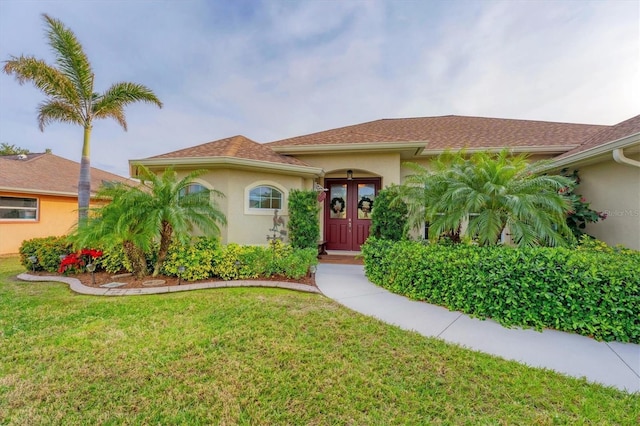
[324,178,380,251]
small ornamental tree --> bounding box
[560,169,607,239]
[370,185,408,241]
[288,189,320,249]
[401,150,575,247]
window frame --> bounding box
[244,182,287,216]
[0,195,39,221]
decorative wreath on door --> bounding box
[358,197,374,214]
[330,197,345,213]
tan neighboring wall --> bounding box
[0,192,78,255]
[573,158,640,250]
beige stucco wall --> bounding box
[573,157,640,250]
[0,192,78,255]
[297,152,401,186]
[179,169,310,245]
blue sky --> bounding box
[1,0,638,176]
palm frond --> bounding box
[42,14,94,101]
[37,100,84,129]
[3,56,80,108]
[93,82,163,126]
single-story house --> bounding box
[0,152,130,255]
[129,114,640,251]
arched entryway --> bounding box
[323,176,380,251]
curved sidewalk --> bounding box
[315,263,640,394]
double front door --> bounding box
[324,178,380,251]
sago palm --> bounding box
[402,150,575,247]
[3,14,162,222]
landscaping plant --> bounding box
[287,189,320,249]
[401,150,575,247]
[70,166,226,278]
[370,184,408,241]
[362,237,640,343]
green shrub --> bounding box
[362,238,640,343]
[288,189,320,249]
[162,237,220,281]
[370,185,408,241]
[98,245,134,274]
[211,242,317,281]
[19,236,73,272]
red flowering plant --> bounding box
[58,249,103,274]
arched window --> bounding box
[249,185,283,210]
[179,183,207,198]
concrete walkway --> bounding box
[314,264,640,394]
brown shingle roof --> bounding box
[267,115,608,150]
[148,135,309,167]
[0,153,130,196]
[555,114,640,160]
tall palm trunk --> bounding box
[78,126,92,225]
[153,220,173,276]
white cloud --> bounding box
[1,0,638,177]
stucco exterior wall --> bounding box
[574,158,640,250]
[0,192,78,255]
[297,152,401,185]
[180,169,308,246]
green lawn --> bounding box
[1,256,637,424]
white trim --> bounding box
[244,181,288,216]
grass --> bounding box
[1,256,637,424]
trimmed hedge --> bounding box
[362,238,640,343]
[288,189,320,249]
[19,236,73,272]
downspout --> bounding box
[613,148,640,168]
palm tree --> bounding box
[133,165,227,276]
[401,150,575,247]
[3,14,162,223]
[74,166,227,278]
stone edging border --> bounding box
[17,273,322,296]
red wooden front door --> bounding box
[324,178,379,251]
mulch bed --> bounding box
[26,270,315,289]
[23,256,363,289]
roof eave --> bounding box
[0,187,105,198]
[129,157,325,178]
[545,132,640,170]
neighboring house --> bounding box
[0,152,130,254]
[550,115,640,250]
[131,115,640,250]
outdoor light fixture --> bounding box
[86,263,96,285]
[309,264,317,277]
[177,265,186,285]
[29,256,37,272]
[347,170,353,180]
